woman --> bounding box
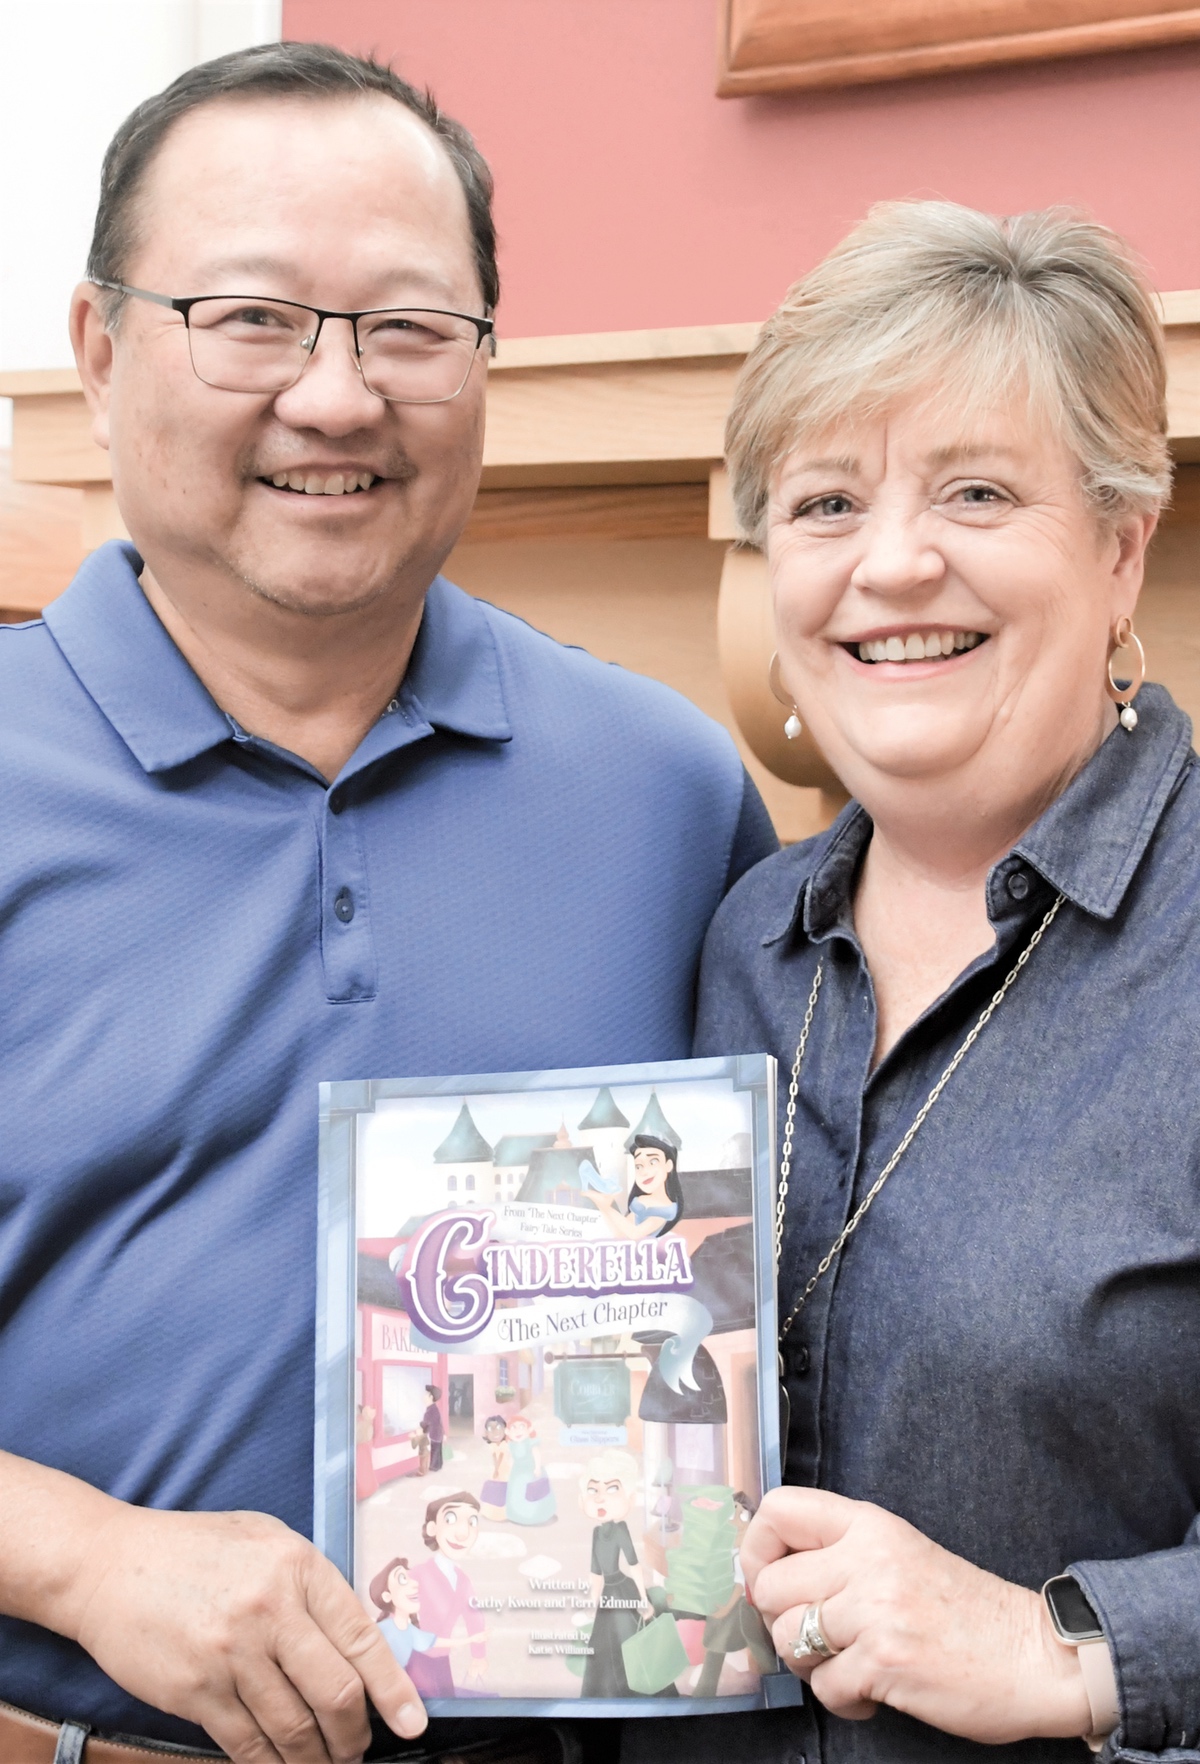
[479,1413,509,1520]
[594,1133,685,1240]
[503,1413,557,1525]
[659,202,1200,1764]
[579,1449,650,1697]
[367,1556,447,1696]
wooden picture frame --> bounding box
[716,0,1200,94]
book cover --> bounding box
[315,1054,799,1718]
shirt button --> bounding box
[329,791,344,815]
[334,887,355,923]
[790,1342,811,1375]
[1007,870,1031,901]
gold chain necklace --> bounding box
[776,891,1065,1339]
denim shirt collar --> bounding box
[765,682,1194,945]
[44,539,512,778]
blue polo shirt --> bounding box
[0,541,776,1746]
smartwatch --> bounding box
[1042,1573,1105,1644]
[1042,1575,1119,1751]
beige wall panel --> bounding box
[443,532,829,844]
[1139,517,1200,725]
[0,448,83,617]
[10,393,109,485]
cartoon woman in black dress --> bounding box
[579,1449,648,1697]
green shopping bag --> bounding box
[620,1611,690,1695]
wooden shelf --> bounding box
[6,304,1200,842]
[716,0,1200,95]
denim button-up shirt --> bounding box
[662,683,1200,1764]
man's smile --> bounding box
[258,469,379,496]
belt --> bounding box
[0,1701,224,1762]
[0,1700,569,1764]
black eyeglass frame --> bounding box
[93,280,496,403]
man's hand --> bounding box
[65,1503,427,1764]
[742,1488,1091,1745]
[0,1451,426,1764]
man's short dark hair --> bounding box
[87,41,499,321]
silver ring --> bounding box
[792,1601,839,1660]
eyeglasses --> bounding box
[94,282,494,404]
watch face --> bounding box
[1043,1575,1105,1643]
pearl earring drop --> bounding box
[785,712,802,740]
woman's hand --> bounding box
[742,1489,1091,1745]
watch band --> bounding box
[1078,1638,1120,1751]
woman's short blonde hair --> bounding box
[725,200,1171,547]
[579,1448,639,1492]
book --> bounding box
[314,1053,800,1718]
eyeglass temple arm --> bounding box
[93,281,185,313]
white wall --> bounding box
[0,0,281,443]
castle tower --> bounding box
[432,1102,495,1209]
[576,1084,631,1185]
[625,1090,682,1156]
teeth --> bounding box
[856,630,986,663]
[265,469,379,494]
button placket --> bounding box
[319,794,378,1002]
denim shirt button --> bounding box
[1007,869,1031,900]
[790,1342,811,1375]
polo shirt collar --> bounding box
[45,541,231,774]
[44,540,512,778]
[766,681,1194,944]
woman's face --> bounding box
[632,1148,670,1196]
[581,1473,633,1523]
[386,1564,420,1619]
[507,1416,530,1441]
[766,388,1156,815]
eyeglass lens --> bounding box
[184,298,482,403]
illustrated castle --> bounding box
[429,1086,681,1212]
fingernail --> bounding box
[397,1704,427,1739]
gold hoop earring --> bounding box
[1106,617,1146,731]
[768,651,803,740]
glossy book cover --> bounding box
[314,1054,801,1718]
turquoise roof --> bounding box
[433,1103,493,1164]
[625,1090,681,1152]
[577,1085,630,1131]
[517,1146,599,1206]
[492,1132,555,1167]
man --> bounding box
[0,40,775,1764]
[421,1387,445,1475]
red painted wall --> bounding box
[283,0,1200,336]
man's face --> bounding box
[86,94,488,616]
